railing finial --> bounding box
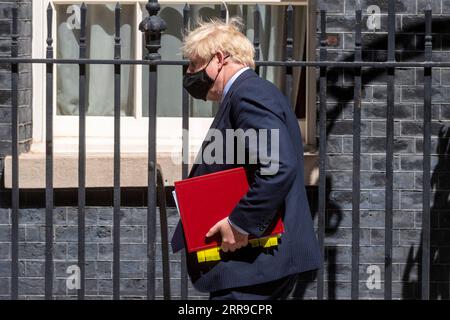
[139,0,167,61]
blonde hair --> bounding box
[181,17,255,69]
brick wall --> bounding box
[0,0,32,191]
[0,206,209,300]
[312,0,450,299]
[0,190,317,300]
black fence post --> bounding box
[317,3,327,301]
[113,2,122,301]
[220,3,227,21]
[181,2,190,301]
[78,2,87,301]
[351,0,362,300]
[45,3,54,301]
[385,0,396,300]
[157,168,171,300]
[422,3,433,301]
[253,5,261,76]
[139,0,166,300]
[10,2,19,301]
[284,5,294,100]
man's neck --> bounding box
[223,63,247,85]
[220,64,249,103]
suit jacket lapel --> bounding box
[188,98,230,178]
[187,69,258,178]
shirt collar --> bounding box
[220,66,250,103]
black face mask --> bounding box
[183,55,229,101]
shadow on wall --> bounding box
[402,125,450,299]
[324,16,450,136]
[290,16,450,299]
[291,177,342,299]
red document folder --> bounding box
[174,167,284,253]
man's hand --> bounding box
[206,217,249,252]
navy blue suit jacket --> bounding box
[171,69,322,293]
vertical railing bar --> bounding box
[253,5,261,76]
[317,4,327,300]
[45,3,54,301]
[147,32,157,303]
[284,5,294,100]
[10,3,19,300]
[157,169,171,300]
[216,0,227,129]
[78,2,87,300]
[422,3,432,300]
[139,0,166,300]
[351,1,362,300]
[220,3,227,22]
[113,2,122,301]
[181,2,190,300]
[385,0,396,300]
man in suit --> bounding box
[171,18,322,300]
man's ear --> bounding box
[216,51,226,66]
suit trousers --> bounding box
[209,274,299,300]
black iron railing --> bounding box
[3,0,435,300]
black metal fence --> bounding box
[1,0,439,300]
